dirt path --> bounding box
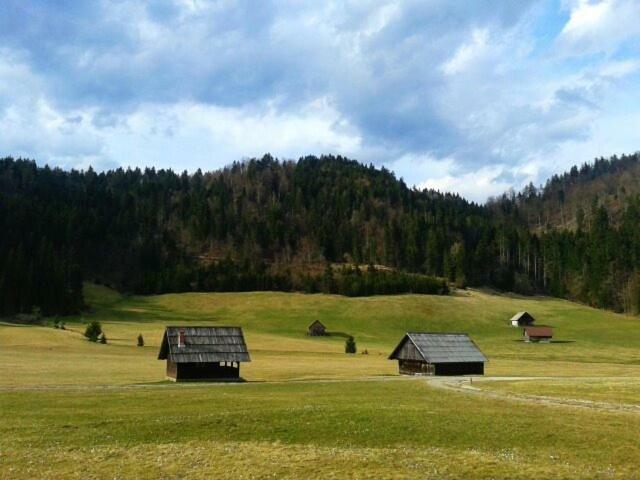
[2,374,640,416]
[425,376,640,414]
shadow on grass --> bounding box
[511,339,576,344]
[135,377,248,386]
[325,331,352,338]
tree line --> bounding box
[1,153,640,316]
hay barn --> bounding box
[158,326,250,381]
[510,311,535,327]
[388,332,486,376]
[307,320,327,336]
[523,326,553,343]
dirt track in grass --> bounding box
[426,376,640,414]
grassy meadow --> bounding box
[2,284,640,478]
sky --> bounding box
[1,0,639,202]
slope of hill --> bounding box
[0,155,491,315]
[2,287,640,478]
[3,152,640,318]
[490,152,640,231]
[485,152,640,312]
[2,283,639,388]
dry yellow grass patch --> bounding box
[2,440,634,480]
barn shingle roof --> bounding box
[158,326,250,363]
[511,311,534,321]
[389,332,486,364]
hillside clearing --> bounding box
[2,286,640,478]
[1,284,640,387]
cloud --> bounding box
[441,29,491,76]
[417,163,514,203]
[557,0,640,55]
[0,0,639,202]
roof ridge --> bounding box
[165,325,243,328]
[407,331,470,336]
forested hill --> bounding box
[0,155,486,315]
[2,153,640,317]
[489,152,640,231]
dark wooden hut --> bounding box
[158,326,250,381]
[510,311,535,327]
[307,320,327,336]
[523,326,553,343]
[388,332,486,376]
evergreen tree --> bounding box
[345,336,357,354]
[2,152,640,314]
[84,321,102,342]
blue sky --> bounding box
[1,0,639,202]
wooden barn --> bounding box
[510,311,535,327]
[158,326,250,381]
[523,326,553,343]
[388,332,486,376]
[307,320,327,336]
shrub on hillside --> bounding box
[137,334,144,347]
[52,319,66,330]
[99,333,107,344]
[84,321,102,342]
[345,336,357,354]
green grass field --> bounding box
[2,285,640,478]
[477,378,640,406]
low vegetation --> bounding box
[345,335,357,354]
[83,320,102,342]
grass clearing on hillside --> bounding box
[3,285,640,478]
[1,284,640,387]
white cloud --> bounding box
[441,29,490,76]
[417,163,512,203]
[598,59,640,78]
[1,1,640,203]
[557,0,640,55]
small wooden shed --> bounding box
[307,320,327,336]
[158,326,250,381]
[510,311,535,327]
[523,326,553,343]
[388,332,486,376]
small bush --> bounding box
[137,334,144,347]
[60,322,66,330]
[99,333,107,344]
[345,336,357,354]
[84,321,102,342]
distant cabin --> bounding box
[388,332,486,376]
[158,326,250,381]
[510,311,535,327]
[307,320,327,336]
[523,326,553,343]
